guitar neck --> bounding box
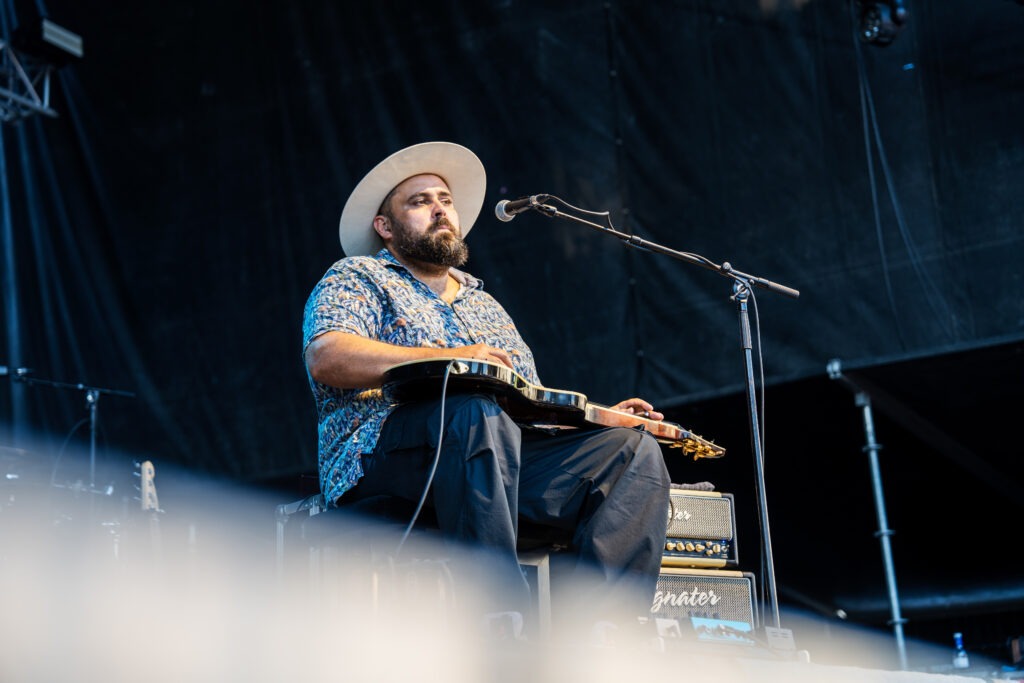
[585,404,725,459]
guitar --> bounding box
[137,459,163,561]
[382,358,725,460]
[139,460,160,513]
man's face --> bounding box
[379,174,468,268]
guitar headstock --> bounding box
[678,433,727,460]
[136,459,161,512]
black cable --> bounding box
[544,194,721,269]
[49,416,89,487]
[863,67,955,337]
[751,288,774,624]
[749,287,767,461]
[851,1,954,343]
[852,6,907,349]
[394,358,456,559]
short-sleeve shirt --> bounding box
[302,249,539,504]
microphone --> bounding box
[494,194,550,222]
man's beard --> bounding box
[391,217,469,268]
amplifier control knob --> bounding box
[712,543,721,553]
[695,543,706,553]
[685,542,695,552]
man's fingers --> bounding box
[612,398,663,421]
[489,348,514,368]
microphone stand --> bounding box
[529,203,799,632]
[12,371,135,492]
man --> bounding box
[302,141,670,635]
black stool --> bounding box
[274,492,552,639]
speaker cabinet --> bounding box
[650,567,759,644]
[663,488,737,568]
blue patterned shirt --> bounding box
[302,249,539,505]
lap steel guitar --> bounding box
[382,357,725,460]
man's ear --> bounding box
[372,215,391,240]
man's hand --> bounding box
[610,398,664,422]
[448,343,514,369]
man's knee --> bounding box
[576,428,670,504]
[440,394,521,466]
[636,433,671,492]
[609,428,671,481]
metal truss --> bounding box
[0,40,58,122]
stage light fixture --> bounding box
[0,17,82,123]
[855,0,908,47]
[12,17,83,66]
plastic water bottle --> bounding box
[952,632,970,669]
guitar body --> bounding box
[384,358,587,424]
[383,358,725,459]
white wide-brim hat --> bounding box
[338,141,487,257]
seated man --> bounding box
[302,141,670,634]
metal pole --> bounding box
[857,390,908,670]
[828,359,908,669]
[87,388,99,490]
[0,119,27,446]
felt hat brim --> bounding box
[338,141,486,257]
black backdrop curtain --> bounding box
[2,0,1022,487]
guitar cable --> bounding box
[394,358,457,559]
[744,283,773,622]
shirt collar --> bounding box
[375,248,484,291]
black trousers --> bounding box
[343,393,671,624]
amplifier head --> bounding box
[663,488,737,568]
[650,567,759,646]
